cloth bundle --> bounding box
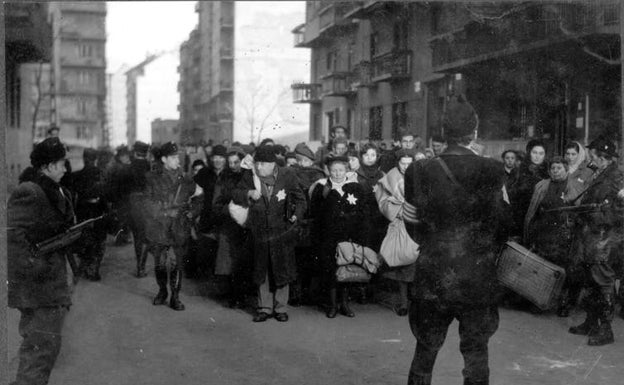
[335,241,381,274]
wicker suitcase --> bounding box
[497,241,566,310]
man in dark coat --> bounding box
[8,137,76,385]
[568,137,624,346]
[128,141,151,277]
[403,95,507,385]
[232,146,306,322]
[144,142,199,311]
[105,146,134,244]
[71,148,108,281]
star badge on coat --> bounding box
[346,193,358,205]
[276,189,286,202]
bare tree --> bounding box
[237,81,289,144]
[30,61,47,142]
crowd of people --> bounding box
[6,94,624,385]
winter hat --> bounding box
[294,143,315,161]
[31,137,66,168]
[442,94,478,139]
[133,141,150,157]
[211,144,228,158]
[588,137,619,158]
[159,142,179,158]
[254,145,277,163]
[227,146,246,158]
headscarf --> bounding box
[567,141,587,175]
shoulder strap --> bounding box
[436,157,462,188]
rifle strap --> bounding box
[436,157,463,189]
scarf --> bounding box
[567,141,587,176]
[258,169,277,198]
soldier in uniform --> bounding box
[403,95,507,385]
[8,138,76,385]
[144,142,198,311]
[128,141,152,277]
[71,148,108,281]
[568,138,624,346]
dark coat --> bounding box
[578,162,624,231]
[356,164,387,250]
[293,164,326,247]
[8,173,75,308]
[510,161,549,236]
[404,145,507,306]
[310,178,371,275]
[193,167,228,234]
[232,166,306,286]
[144,165,197,247]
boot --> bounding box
[588,322,614,346]
[169,268,185,311]
[152,267,168,305]
[326,288,338,318]
[339,288,354,317]
[569,314,598,335]
[136,245,148,278]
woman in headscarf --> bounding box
[310,155,370,318]
[524,156,584,316]
[376,149,417,316]
[565,141,594,188]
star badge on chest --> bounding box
[346,193,358,205]
[276,189,286,202]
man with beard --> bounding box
[404,95,507,385]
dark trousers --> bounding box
[13,306,67,385]
[408,299,499,385]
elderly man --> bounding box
[144,142,199,311]
[233,146,306,322]
[8,137,76,385]
[404,95,507,385]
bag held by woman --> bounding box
[379,218,420,267]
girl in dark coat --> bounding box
[310,156,371,318]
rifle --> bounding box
[543,203,603,214]
[31,215,105,280]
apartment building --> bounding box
[48,2,108,148]
[293,1,621,157]
[178,28,204,144]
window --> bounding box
[392,102,408,139]
[326,111,334,130]
[334,108,340,125]
[8,69,21,128]
[76,125,90,139]
[78,44,93,58]
[347,109,352,131]
[369,106,383,140]
[393,22,409,51]
[78,71,93,85]
[326,51,336,73]
[370,32,379,58]
[77,98,87,115]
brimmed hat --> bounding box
[588,137,619,158]
[133,141,149,156]
[294,143,315,161]
[31,137,66,168]
[159,142,179,158]
[254,145,277,163]
[212,144,228,158]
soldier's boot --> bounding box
[136,245,148,278]
[569,314,598,335]
[588,294,615,346]
[152,267,168,305]
[169,268,185,311]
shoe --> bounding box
[274,312,289,322]
[326,307,338,318]
[569,318,597,336]
[588,322,614,346]
[169,297,185,311]
[394,305,408,317]
[339,304,355,318]
[252,312,272,322]
[153,290,168,306]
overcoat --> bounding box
[232,166,306,286]
[404,145,507,306]
[8,173,75,308]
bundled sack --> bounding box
[336,264,371,283]
[335,241,381,274]
[379,217,419,267]
[228,165,262,227]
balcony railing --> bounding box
[293,24,305,47]
[371,51,412,82]
[430,2,620,70]
[321,72,356,97]
[291,83,322,103]
[351,61,374,88]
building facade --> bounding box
[151,118,181,145]
[48,2,108,148]
[293,1,621,157]
[178,28,204,144]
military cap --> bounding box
[254,145,277,163]
[588,137,619,158]
[159,142,179,158]
[285,152,297,161]
[83,148,99,162]
[31,137,66,168]
[294,143,315,161]
[133,141,150,156]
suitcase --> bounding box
[497,241,566,310]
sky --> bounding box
[106,1,197,72]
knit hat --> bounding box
[31,137,66,168]
[254,145,277,163]
[159,142,178,158]
[442,94,478,139]
[294,143,315,161]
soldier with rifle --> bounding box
[8,138,82,385]
[144,142,199,311]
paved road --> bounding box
[8,239,624,385]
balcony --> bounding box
[350,61,375,88]
[430,2,620,72]
[319,2,360,35]
[321,72,357,97]
[296,2,360,48]
[292,24,306,47]
[220,16,234,29]
[220,46,233,59]
[59,2,107,14]
[371,50,412,82]
[291,83,322,104]
[5,3,52,61]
